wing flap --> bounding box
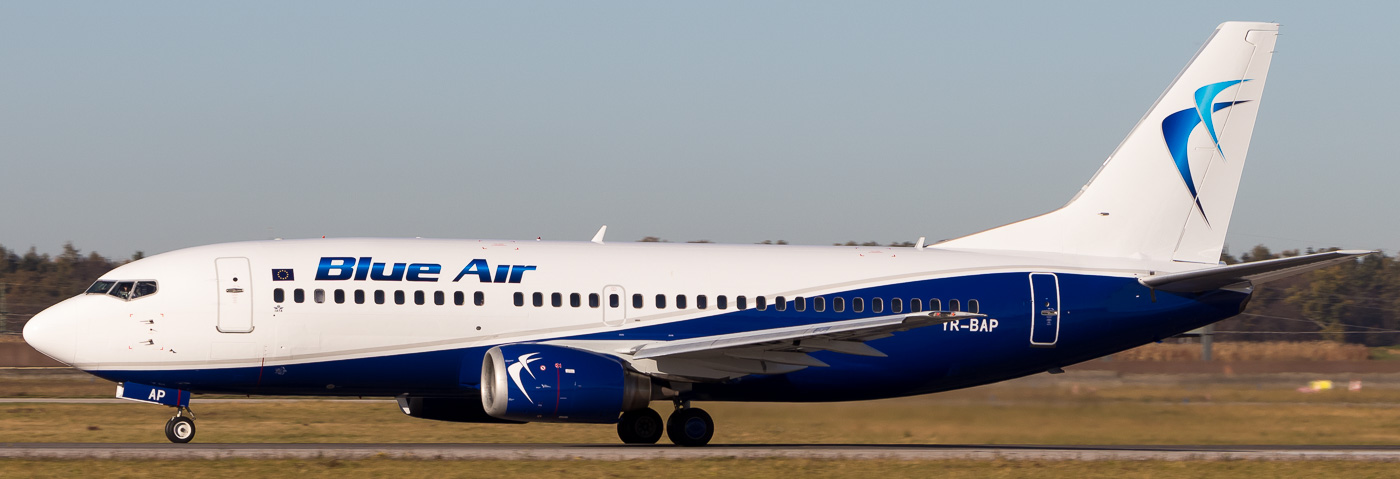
[724,349,830,367]
[801,338,887,357]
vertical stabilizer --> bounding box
[937,22,1278,263]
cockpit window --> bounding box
[109,282,135,300]
[95,280,157,301]
[131,281,158,299]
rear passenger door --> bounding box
[1029,273,1059,347]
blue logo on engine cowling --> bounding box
[314,257,536,283]
[1160,79,1252,224]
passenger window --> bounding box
[872,297,883,313]
[454,291,464,306]
[551,292,562,308]
[274,288,285,303]
[969,299,980,314]
[697,295,708,309]
[756,296,767,311]
[794,297,805,312]
[633,294,643,309]
[930,299,941,311]
[533,292,544,307]
[950,299,961,312]
[834,297,845,312]
[131,282,158,299]
[589,293,600,308]
[334,289,346,304]
[355,290,365,304]
[394,290,406,305]
[375,290,385,305]
[514,292,524,307]
[814,297,825,312]
[474,291,485,306]
[717,295,728,310]
[892,298,903,313]
[86,281,115,295]
[610,294,620,308]
[775,296,786,312]
[294,289,305,304]
[655,294,667,309]
[108,281,135,300]
[737,295,748,310]
[676,295,687,309]
[852,297,864,313]
[314,289,326,304]
[570,293,581,308]
[414,290,425,306]
[434,291,445,306]
[911,298,923,313]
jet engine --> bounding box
[481,344,652,423]
[395,395,523,424]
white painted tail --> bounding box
[938,22,1278,264]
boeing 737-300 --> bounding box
[22,21,1372,446]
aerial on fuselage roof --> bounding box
[24,22,1373,446]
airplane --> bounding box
[22,21,1373,446]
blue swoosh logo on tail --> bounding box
[1161,80,1251,224]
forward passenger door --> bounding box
[215,257,254,333]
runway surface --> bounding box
[3,443,1400,461]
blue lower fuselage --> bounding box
[89,272,1247,402]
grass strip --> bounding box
[5,399,1400,445]
[2,458,1400,479]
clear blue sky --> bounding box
[2,2,1395,258]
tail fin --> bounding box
[938,22,1279,263]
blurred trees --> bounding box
[1218,245,1399,346]
[835,241,916,247]
[0,243,125,333]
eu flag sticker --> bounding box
[272,269,295,281]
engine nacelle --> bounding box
[396,396,523,424]
[481,344,652,423]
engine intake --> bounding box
[481,344,652,423]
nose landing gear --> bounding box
[115,383,198,444]
[164,406,197,443]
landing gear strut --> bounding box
[164,406,197,443]
[617,408,664,444]
[666,400,713,447]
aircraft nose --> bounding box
[22,300,79,365]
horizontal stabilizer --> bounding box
[1140,250,1375,293]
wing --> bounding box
[1140,249,1374,293]
[552,310,985,381]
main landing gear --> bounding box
[617,408,664,444]
[615,400,714,446]
[666,401,714,447]
[164,406,197,443]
